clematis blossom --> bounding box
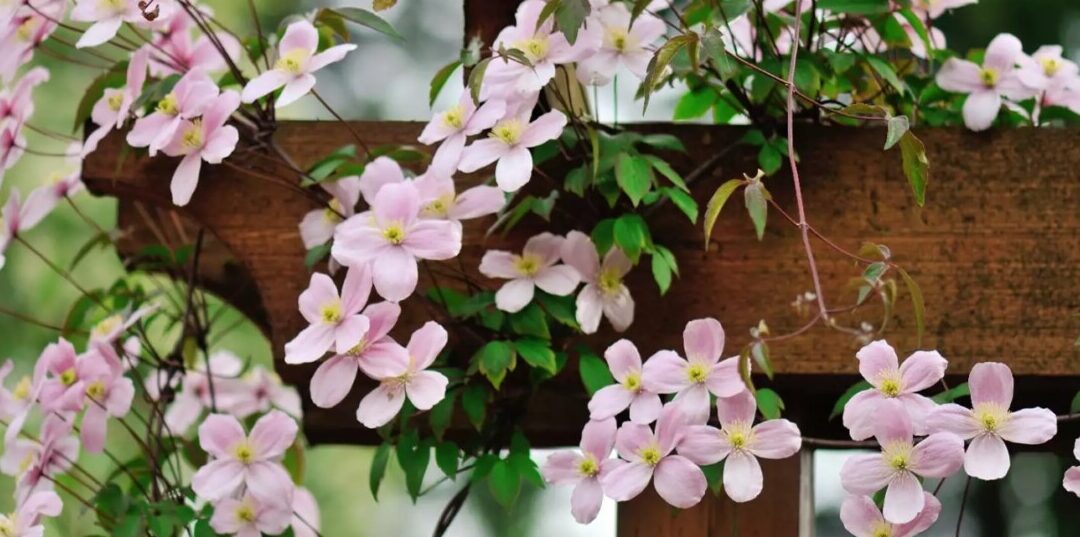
[83,48,149,156]
[284,267,373,365]
[0,123,25,188]
[457,110,567,192]
[299,175,362,250]
[1,187,56,270]
[542,418,618,524]
[210,494,292,537]
[0,1,64,83]
[935,33,1039,130]
[191,410,298,504]
[126,69,219,156]
[310,301,401,409]
[419,92,505,173]
[479,232,581,313]
[291,487,322,537]
[840,399,964,524]
[14,415,80,502]
[241,20,357,108]
[150,351,247,435]
[0,360,36,434]
[0,490,62,537]
[1064,438,1080,497]
[561,231,634,334]
[587,339,661,424]
[641,318,744,423]
[1016,45,1080,113]
[355,321,449,428]
[840,492,942,537]
[842,340,946,441]
[74,344,135,453]
[71,0,166,49]
[160,90,241,206]
[677,389,802,503]
[926,362,1056,480]
[357,156,407,205]
[414,167,505,222]
[0,67,49,129]
[230,368,303,420]
[151,13,242,76]
[600,404,706,508]
[577,2,665,85]
[33,338,87,413]
[332,182,463,302]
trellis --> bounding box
[81,1,1080,534]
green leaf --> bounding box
[674,87,716,120]
[514,338,558,374]
[592,219,615,255]
[755,388,785,420]
[435,441,459,479]
[884,115,910,150]
[429,390,456,441]
[701,462,724,496]
[488,459,521,508]
[645,155,688,191]
[194,519,221,537]
[816,0,889,14]
[462,383,488,430]
[396,432,431,501]
[703,178,744,249]
[630,0,652,22]
[751,341,773,380]
[862,261,888,284]
[640,134,686,152]
[429,60,462,106]
[864,55,907,95]
[468,57,492,104]
[898,131,930,206]
[897,8,933,56]
[613,214,648,263]
[744,182,769,241]
[1071,391,1080,413]
[702,28,739,81]
[578,346,615,396]
[476,341,516,389]
[509,452,545,488]
[896,265,926,347]
[643,33,698,110]
[665,188,699,224]
[830,380,872,420]
[334,7,403,41]
[933,383,970,404]
[536,292,579,328]
[370,442,392,501]
[758,144,783,175]
[508,303,550,339]
[615,154,654,206]
[304,243,332,268]
[555,0,591,44]
[651,252,673,295]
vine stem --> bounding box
[784,0,829,319]
[955,475,972,536]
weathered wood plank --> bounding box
[83,122,1080,445]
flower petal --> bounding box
[882,472,924,525]
[405,370,448,411]
[723,451,763,503]
[581,417,617,460]
[926,403,980,439]
[629,393,662,424]
[962,91,1002,132]
[749,419,802,459]
[309,355,359,409]
[969,362,1013,408]
[192,459,244,501]
[840,495,885,537]
[495,279,535,313]
[676,425,727,466]
[600,461,652,502]
[965,433,1010,480]
[356,385,406,428]
[570,478,604,524]
[654,455,707,508]
[372,247,418,302]
[495,145,533,192]
[840,454,893,494]
[843,389,885,441]
[534,265,581,296]
[641,350,689,394]
[604,339,642,382]
[910,432,964,478]
[683,318,724,366]
[899,350,947,393]
[198,414,246,457]
[856,340,899,389]
[588,385,634,421]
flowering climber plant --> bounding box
[1,0,1080,535]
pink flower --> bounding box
[457,110,567,192]
[0,124,25,189]
[161,90,240,206]
[1016,45,1080,113]
[210,494,292,537]
[355,321,449,428]
[542,418,618,524]
[241,20,356,108]
[1064,438,1080,497]
[299,175,362,250]
[285,267,374,365]
[480,232,581,313]
[73,344,135,453]
[151,14,242,76]
[676,389,801,503]
[600,404,706,508]
[0,490,63,537]
[152,351,247,435]
[419,92,505,173]
[332,182,463,301]
[840,399,964,524]
[191,410,298,503]
[577,2,665,85]
[310,301,401,409]
[926,362,1057,480]
[842,340,945,441]
[641,318,744,423]
[413,167,505,222]
[88,304,157,345]
[357,156,406,205]
[587,340,661,424]
[83,48,149,156]
[229,368,303,421]
[840,492,942,537]
[0,360,36,434]
[33,338,87,413]
[291,487,322,537]
[484,0,599,95]
[14,415,80,503]
[1,186,56,270]
[0,2,63,83]
[561,231,634,334]
[935,33,1039,131]
[126,70,219,157]
[0,67,49,129]
[912,0,977,19]
[71,0,159,48]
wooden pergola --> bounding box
[82,1,1080,534]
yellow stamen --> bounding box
[639,446,661,466]
[514,254,542,277]
[578,455,599,478]
[382,224,406,245]
[1041,57,1061,77]
[275,48,310,75]
[871,523,893,537]
[181,119,204,150]
[442,104,465,129]
[235,503,256,523]
[881,441,912,472]
[85,380,107,402]
[422,194,455,218]
[12,376,31,401]
[16,19,39,42]
[233,441,256,464]
[726,423,753,451]
[979,67,999,87]
[513,37,550,63]
[0,515,15,537]
[60,368,77,386]
[878,375,902,398]
[598,268,622,296]
[324,199,344,223]
[156,92,179,116]
[622,372,641,392]
[686,363,708,384]
[973,403,1010,433]
[92,314,123,339]
[346,338,368,357]
[605,28,632,53]
[320,300,343,324]
[490,119,523,145]
[106,91,124,112]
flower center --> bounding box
[422,194,455,218]
[0,516,15,537]
[686,363,708,384]
[235,503,256,523]
[233,441,256,464]
[639,446,662,467]
[442,104,465,129]
[577,454,599,478]
[979,67,999,87]
[181,120,204,150]
[86,380,107,402]
[871,523,893,537]
[881,441,913,472]
[106,91,124,112]
[878,375,902,397]
[725,423,753,451]
[605,28,632,53]
[98,0,126,13]
[598,268,622,296]
[275,48,310,75]
[12,376,31,401]
[514,254,542,277]
[514,36,550,63]
[16,18,39,42]
[1041,57,1061,77]
[320,300,343,324]
[346,338,368,357]
[490,119,523,145]
[973,403,1010,433]
[60,368,77,386]
[382,224,407,245]
[157,92,179,116]
[622,372,641,392]
[93,314,123,339]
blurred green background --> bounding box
[1,0,1079,535]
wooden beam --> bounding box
[82,122,1080,445]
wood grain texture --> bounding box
[83,123,1080,446]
